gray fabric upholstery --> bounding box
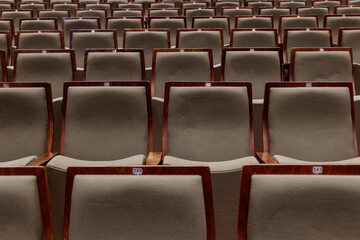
[222,8,252,28]
[280,16,318,41]
[18,32,62,49]
[336,6,360,14]
[0,175,42,240]
[247,1,273,15]
[274,154,360,163]
[340,29,360,64]
[178,30,222,64]
[53,4,78,17]
[167,86,251,161]
[63,86,148,160]
[223,50,281,99]
[71,31,116,68]
[38,10,69,29]
[124,31,169,68]
[248,174,360,240]
[85,51,143,81]
[325,16,360,44]
[154,51,212,97]
[20,19,57,31]
[231,30,277,47]
[68,174,206,240]
[185,8,215,27]
[148,9,179,17]
[260,8,290,28]
[63,18,100,47]
[0,88,48,161]
[0,20,13,40]
[19,4,46,17]
[107,18,143,46]
[193,17,229,45]
[2,11,32,31]
[150,18,185,46]
[85,3,111,16]
[285,30,331,61]
[76,9,106,28]
[293,50,353,82]
[0,33,9,61]
[112,9,143,17]
[0,156,37,166]
[215,1,240,15]
[313,0,340,13]
[236,16,273,28]
[267,87,355,161]
[182,2,208,14]
[15,52,74,98]
[297,7,329,26]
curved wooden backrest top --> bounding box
[163,81,254,156]
[61,81,153,155]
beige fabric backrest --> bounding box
[84,49,145,81]
[222,7,253,28]
[70,30,117,68]
[236,16,273,28]
[19,18,57,31]
[192,17,230,45]
[339,28,360,63]
[150,2,176,8]
[62,82,150,160]
[153,50,213,97]
[284,28,332,62]
[0,31,10,63]
[260,8,290,28]
[0,19,14,43]
[177,29,223,65]
[17,30,64,49]
[166,83,252,161]
[85,3,112,16]
[0,175,42,239]
[291,48,353,83]
[335,6,360,14]
[182,2,208,14]
[0,85,50,161]
[149,17,185,46]
[18,3,46,17]
[349,0,360,5]
[247,1,273,15]
[62,17,100,47]
[184,8,215,27]
[112,9,144,17]
[14,50,76,98]
[38,10,70,29]
[76,9,106,28]
[230,29,277,47]
[279,1,306,14]
[297,7,329,26]
[279,15,318,41]
[222,48,282,99]
[123,30,170,68]
[248,174,360,239]
[148,8,180,17]
[106,17,143,46]
[324,15,360,45]
[313,0,341,13]
[1,10,32,31]
[215,1,241,15]
[266,84,356,161]
[53,3,79,17]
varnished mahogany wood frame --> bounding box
[282,27,333,63]
[111,8,145,17]
[181,2,210,14]
[147,8,181,17]
[116,2,145,9]
[176,28,224,48]
[163,81,254,156]
[61,81,153,154]
[278,15,319,42]
[13,49,77,82]
[334,5,360,14]
[0,82,54,154]
[0,31,11,66]
[229,28,278,47]
[83,48,146,80]
[183,7,216,20]
[191,16,230,32]
[148,16,186,29]
[37,9,71,19]
[123,28,171,48]
[0,166,53,240]
[289,47,355,92]
[0,50,7,82]
[16,30,65,49]
[151,48,214,97]
[235,15,274,28]
[262,82,358,157]
[106,16,145,29]
[220,47,283,81]
[69,29,118,49]
[64,166,215,240]
[238,164,360,240]
[338,27,360,47]
[19,17,58,31]
[149,2,177,8]
[221,6,254,16]
[0,19,14,46]
[61,17,101,31]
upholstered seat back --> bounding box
[76,9,106,28]
[38,10,70,29]
[247,1,273,15]
[297,6,329,26]
[230,29,277,47]
[62,82,151,160]
[324,15,360,45]
[1,10,32,31]
[17,30,64,49]
[149,17,185,46]
[235,15,273,28]
[215,1,241,15]
[184,8,215,27]
[19,18,57,31]
[278,2,305,14]
[106,17,143,46]
[339,28,360,64]
[259,7,290,28]
[335,6,360,14]
[148,8,180,17]
[279,15,318,41]
[265,84,356,161]
[222,7,253,28]
[62,17,100,47]
[313,0,341,13]
[193,17,230,45]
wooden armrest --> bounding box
[28,152,58,166]
[146,152,163,165]
[256,152,278,164]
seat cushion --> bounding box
[47,154,146,171]
[0,156,37,166]
[274,154,360,164]
[163,155,258,172]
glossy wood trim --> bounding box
[220,47,283,81]
[123,28,171,48]
[0,167,53,240]
[162,81,254,157]
[234,15,274,28]
[16,30,65,49]
[61,81,153,155]
[229,28,278,47]
[0,50,7,82]
[13,49,77,82]
[176,28,224,48]
[282,27,333,63]
[262,82,358,157]
[0,18,14,46]
[148,8,181,17]
[238,164,360,240]
[145,151,163,165]
[323,14,360,28]
[338,27,360,47]
[61,17,101,31]
[0,31,11,66]
[151,48,214,97]
[83,48,146,80]
[111,8,145,17]
[64,166,215,240]
[191,16,230,31]
[148,16,186,29]
[28,152,58,166]
[255,152,278,163]
[69,29,117,49]
[278,14,319,42]
[221,6,254,16]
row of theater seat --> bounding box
[1,81,360,239]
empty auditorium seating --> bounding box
[148,16,186,46]
[16,30,64,49]
[230,28,278,47]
